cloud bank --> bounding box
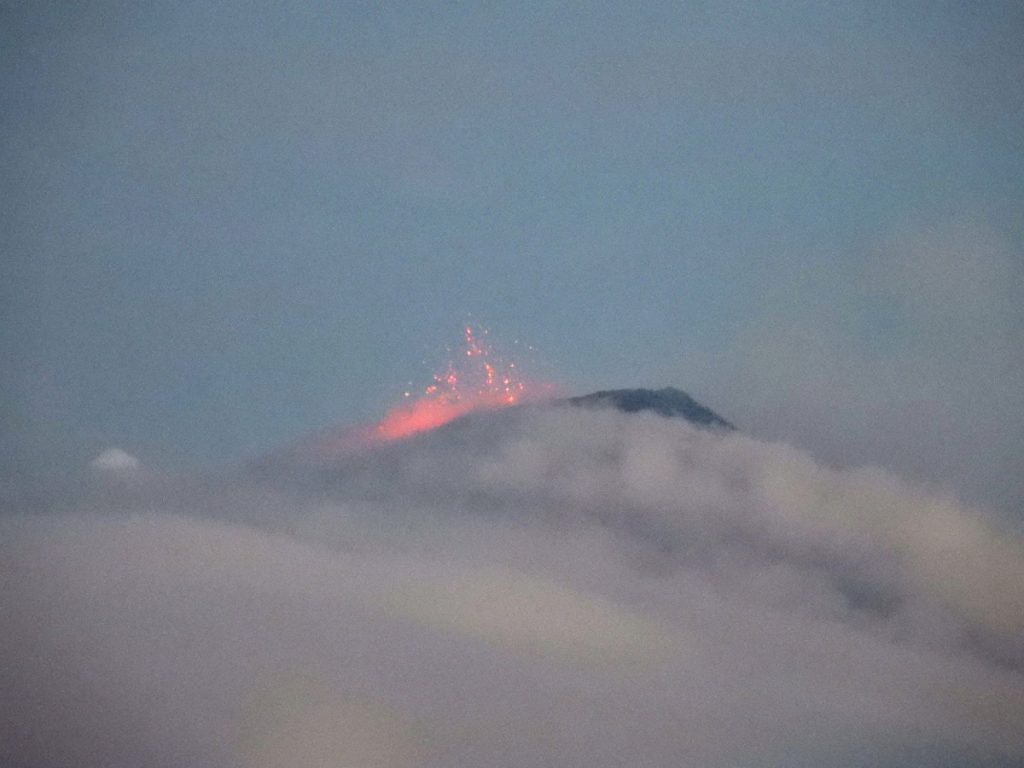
[3,403,1023,767]
[683,215,1024,518]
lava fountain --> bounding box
[375,326,542,440]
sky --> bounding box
[3,4,1024,765]
[3,1,1023,515]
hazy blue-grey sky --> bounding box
[4,6,1024,765]
[3,2,1022,513]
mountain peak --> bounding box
[564,387,733,430]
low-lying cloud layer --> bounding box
[4,403,1023,767]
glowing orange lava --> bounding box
[376,326,535,440]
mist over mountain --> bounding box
[3,389,1023,767]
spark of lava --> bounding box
[375,326,536,440]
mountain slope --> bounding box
[565,387,733,430]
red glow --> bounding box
[376,325,539,440]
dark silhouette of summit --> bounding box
[565,387,733,430]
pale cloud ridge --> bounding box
[3,403,1023,767]
[89,447,142,473]
[685,214,1024,519]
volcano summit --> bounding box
[565,387,734,430]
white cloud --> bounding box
[89,447,141,472]
[3,404,1024,767]
[683,214,1024,517]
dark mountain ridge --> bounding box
[258,387,733,477]
[564,387,733,430]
